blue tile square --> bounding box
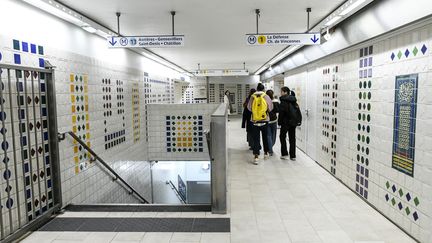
[22,42,29,52]
[39,58,45,68]
[14,54,21,64]
[31,44,37,54]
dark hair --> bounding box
[266,90,274,100]
[225,90,230,95]
[291,90,296,97]
[257,83,265,91]
[281,86,290,94]
[248,88,256,97]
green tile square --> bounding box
[414,197,420,206]
[13,39,20,50]
[397,50,403,59]
[413,47,419,56]
[399,188,404,197]
[405,207,411,215]
[391,198,396,206]
[386,181,390,189]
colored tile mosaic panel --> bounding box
[390,44,428,61]
[11,39,45,67]
[219,84,225,103]
[132,82,140,143]
[391,74,418,177]
[166,115,204,153]
[70,74,91,174]
[355,46,373,200]
[321,67,332,173]
[236,84,242,114]
[209,83,216,103]
[385,181,420,222]
[320,66,339,175]
[144,74,173,104]
[102,78,126,150]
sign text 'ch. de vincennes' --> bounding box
[246,33,321,46]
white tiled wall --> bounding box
[284,23,432,242]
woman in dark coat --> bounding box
[242,88,256,149]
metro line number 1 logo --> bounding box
[258,35,266,44]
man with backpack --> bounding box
[247,83,273,164]
[278,87,302,161]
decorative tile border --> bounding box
[390,44,428,61]
[132,82,140,143]
[70,74,91,174]
[385,181,420,222]
[355,45,374,200]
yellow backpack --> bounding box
[251,93,268,122]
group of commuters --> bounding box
[242,83,301,165]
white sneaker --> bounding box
[280,156,289,160]
[253,155,259,165]
[290,157,296,161]
[264,153,269,160]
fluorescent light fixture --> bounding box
[340,0,366,16]
[22,0,84,26]
[81,24,96,33]
[325,16,342,26]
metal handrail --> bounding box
[167,180,186,204]
[59,131,149,204]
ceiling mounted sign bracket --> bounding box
[116,12,121,36]
[255,9,261,34]
[306,8,312,31]
[171,11,176,36]
[243,62,246,70]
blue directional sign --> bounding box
[246,33,321,46]
[107,35,185,48]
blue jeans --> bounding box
[267,122,277,153]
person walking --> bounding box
[266,89,279,156]
[248,83,273,164]
[278,87,301,161]
[224,90,232,115]
[242,88,256,150]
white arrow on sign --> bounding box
[107,35,185,48]
[246,33,321,46]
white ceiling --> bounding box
[61,0,345,72]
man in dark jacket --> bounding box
[278,87,299,160]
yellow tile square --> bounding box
[71,95,75,103]
[74,146,78,153]
[74,156,79,163]
[71,105,76,113]
[72,115,76,123]
[70,74,74,82]
[86,123,90,130]
[188,143,192,147]
[72,125,77,133]
[75,166,79,174]
[70,84,74,93]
